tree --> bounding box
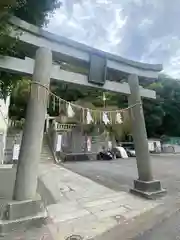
[0,0,18,15]
[0,0,23,55]
[0,72,21,100]
[13,0,62,26]
[0,0,62,100]
[143,98,165,137]
[9,78,30,119]
[0,1,25,99]
[158,78,180,137]
[142,76,180,138]
[143,81,165,137]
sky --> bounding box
[47,0,180,78]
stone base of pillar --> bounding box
[130,179,166,199]
[0,199,47,236]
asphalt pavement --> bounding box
[63,155,180,201]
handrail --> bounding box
[56,123,76,131]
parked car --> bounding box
[111,146,130,158]
[121,143,136,157]
[111,147,122,158]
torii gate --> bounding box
[0,17,166,202]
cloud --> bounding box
[47,0,180,78]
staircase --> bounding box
[40,135,55,164]
[4,130,54,165]
[0,199,47,236]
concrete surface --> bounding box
[133,209,180,240]
[2,147,180,239]
[128,74,154,182]
[61,155,180,239]
[0,221,54,240]
[0,165,16,200]
[0,141,54,239]
[38,161,160,240]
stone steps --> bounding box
[0,135,53,236]
[0,212,47,236]
[4,132,54,164]
[40,138,54,164]
[0,199,48,236]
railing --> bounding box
[46,122,77,163]
[162,145,175,153]
[8,119,25,129]
[56,123,77,131]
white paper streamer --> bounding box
[86,110,93,124]
[102,112,110,125]
[116,112,123,124]
[67,103,75,118]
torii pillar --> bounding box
[128,74,166,199]
[13,47,52,200]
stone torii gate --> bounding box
[0,17,166,204]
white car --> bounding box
[121,143,136,157]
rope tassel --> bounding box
[116,112,123,124]
[86,109,93,124]
[102,112,110,125]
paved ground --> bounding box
[62,155,180,239]
[0,223,54,240]
[38,162,159,240]
[1,154,180,239]
[133,210,180,240]
[63,155,180,203]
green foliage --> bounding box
[158,79,180,136]
[143,98,165,137]
[0,0,22,56]
[13,0,62,26]
[143,77,180,137]
[0,72,21,99]
[0,0,17,14]
[9,78,30,119]
[0,14,22,100]
[0,0,61,100]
